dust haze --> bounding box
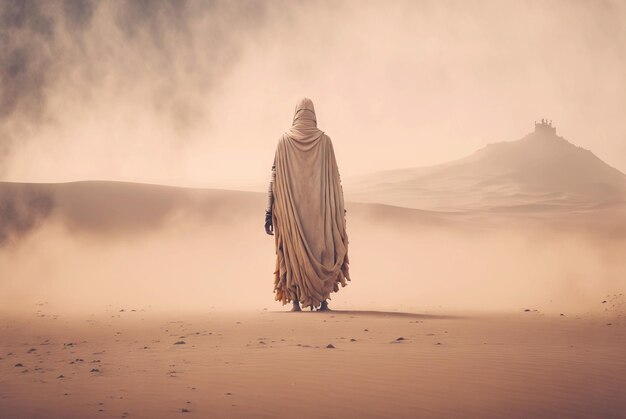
[1,0,625,188]
[0,183,624,316]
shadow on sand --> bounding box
[275,309,461,320]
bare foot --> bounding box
[318,301,331,311]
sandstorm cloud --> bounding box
[1,0,625,187]
[0,0,273,176]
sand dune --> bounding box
[2,178,625,245]
[0,181,265,244]
[343,124,626,211]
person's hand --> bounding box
[265,210,274,235]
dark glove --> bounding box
[264,210,274,235]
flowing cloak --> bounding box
[271,98,351,309]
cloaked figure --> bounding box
[265,98,351,311]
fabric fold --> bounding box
[271,97,351,309]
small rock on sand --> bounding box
[174,341,186,345]
[14,363,24,367]
[326,344,335,349]
[396,337,405,341]
[181,408,191,413]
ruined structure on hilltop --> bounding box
[534,118,556,136]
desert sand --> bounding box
[1,307,624,419]
[1,128,625,418]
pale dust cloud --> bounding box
[1,195,623,316]
[1,0,625,189]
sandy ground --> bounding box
[0,308,624,419]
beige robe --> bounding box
[271,98,351,309]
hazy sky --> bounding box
[2,0,625,190]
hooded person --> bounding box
[264,97,351,311]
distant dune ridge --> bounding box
[0,180,455,247]
[2,121,626,250]
[344,121,626,212]
[0,181,265,246]
[1,121,625,246]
